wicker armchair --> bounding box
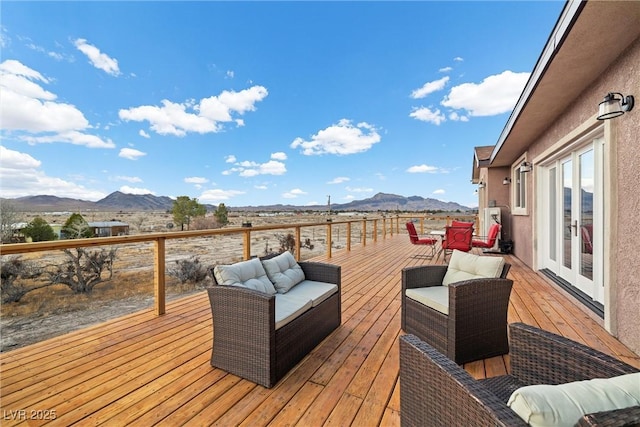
[399,323,640,427]
[401,260,512,364]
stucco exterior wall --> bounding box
[509,37,640,353]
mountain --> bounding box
[2,191,472,212]
[331,192,470,212]
[94,191,175,211]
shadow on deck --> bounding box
[1,235,638,426]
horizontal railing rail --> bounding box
[0,214,477,316]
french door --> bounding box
[540,136,604,304]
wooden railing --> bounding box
[0,214,476,316]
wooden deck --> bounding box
[1,235,638,426]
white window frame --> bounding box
[512,154,529,215]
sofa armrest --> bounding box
[298,261,341,288]
[447,277,513,323]
[402,265,449,291]
[399,334,527,426]
[509,323,639,385]
[207,285,276,386]
[576,405,640,426]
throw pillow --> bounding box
[261,251,305,293]
[213,258,277,295]
[507,372,640,427]
[442,250,505,286]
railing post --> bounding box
[373,219,378,242]
[382,217,387,239]
[346,222,351,251]
[295,226,301,261]
[362,218,367,246]
[326,223,332,258]
[243,229,251,260]
[396,215,400,234]
[419,217,424,234]
[154,237,166,316]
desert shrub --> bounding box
[167,256,208,284]
[46,248,117,293]
[1,256,48,303]
[274,233,315,256]
[190,216,221,230]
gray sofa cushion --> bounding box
[284,280,338,307]
[261,251,305,293]
[274,294,313,329]
[213,258,277,295]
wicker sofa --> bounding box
[401,250,512,364]
[400,323,640,427]
[207,253,341,388]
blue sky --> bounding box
[0,1,565,208]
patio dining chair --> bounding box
[441,225,474,261]
[406,222,437,259]
[472,223,501,251]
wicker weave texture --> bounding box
[401,263,513,364]
[399,323,640,427]
[207,260,341,388]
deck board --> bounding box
[1,235,638,426]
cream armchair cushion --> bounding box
[442,250,505,286]
[507,372,640,427]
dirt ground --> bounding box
[1,211,383,352]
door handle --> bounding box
[571,220,578,236]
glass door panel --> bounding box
[579,149,594,280]
[562,160,572,270]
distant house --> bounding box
[473,1,640,353]
[88,221,130,237]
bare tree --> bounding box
[1,256,48,303]
[47,248,117,293]
[0,201,22,243]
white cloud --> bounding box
[120,186,154,195]
[184,176,209,184]
[225,155,237,163]
[439,67,453,73]
[271,152,287,161]
[448,111,469,122]
[291,119,380,156]
[74,38,121,76]
[345,186,373,193]
[199,188,245,203]
[327,176,350,184]
[433,189,446,195]
[0,146,107,200]
[282,188,307,199]
[119,148,146,160]
[139,129,150,138]
[441,70,530,116]
[409,107,446,125]
[454,57,464,62]
[224,157,286,177]
[407,164,439,173]
[115,175,142,183]
[226,70,234,78]
[410,76,449,99]
[343,195,355,201]
[119,85,268,137]
[254,184,268,190]
[0,60,114,148]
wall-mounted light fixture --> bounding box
[503,177,511,185]
[478,181,486,189]
[520,161,532,173]
[597,92,634,120]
